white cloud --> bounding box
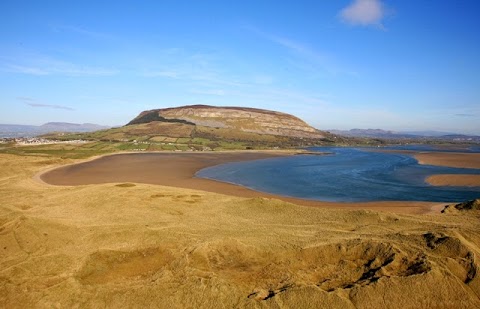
[246,27,325,62]
[455,113,476,118]
[26,102,75,111]
[4,62,117,77]
[340,0,386,27]
[18,97,74,111]
[245,26,351,76]
[142,67,246,87]
[7,65,49,75]
[269,36,308,54]
[1,53,118,76]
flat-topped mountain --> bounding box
[127,105,325,139]
[45,105,352,149]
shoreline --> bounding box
[414,152,480,169]
[414,152,480,187]
[37,150,441,215]
[371,149,480,187]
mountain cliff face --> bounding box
[128,105,324,139]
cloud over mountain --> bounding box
[340,0,386,27]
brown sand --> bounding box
[415,152,480,169]
[39,151,438,215]
[414,152,480,187]
[1,153,480,308]
[374,149,480,187]
[427,174,480,187]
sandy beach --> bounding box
[39,151,440,215]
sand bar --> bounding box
[415,152,480,187]
[427,174,480,187]
[373,148,480,169]
[39,151,439,214]
[414,152,480,169]
[374,149,480,187]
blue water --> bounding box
[379,145,480,153]
[196,147,480,202]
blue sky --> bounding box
[1,0,479,134]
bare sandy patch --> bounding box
[415,152,480,169]
[427,174,480,187]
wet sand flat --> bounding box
[40,151,438,214]
[374,149,480,187]
[415,152,480,187]
[414,152,480,169]
[427,174,480,187]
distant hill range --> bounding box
[0,122,110,138]
[329,128,480,142]
[24,106,478,148]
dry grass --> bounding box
[1,153,480,308]
[195,125,282,142]
[128,122,194,137]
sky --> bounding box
[1,0,479,134]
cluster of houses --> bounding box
[0,137,88,145]
[0,137,215,151]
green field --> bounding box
[0,139,252,159]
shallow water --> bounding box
[196,147,480,202]
[379,144,480,153]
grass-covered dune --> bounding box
[1,149,480,308]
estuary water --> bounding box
[196,147,480,202]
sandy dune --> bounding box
[1,153,480,308]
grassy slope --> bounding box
[39,121,382,154]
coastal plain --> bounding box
[1,149,480,308]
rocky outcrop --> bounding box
[128,105,324,139]
[442,199,480,213]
